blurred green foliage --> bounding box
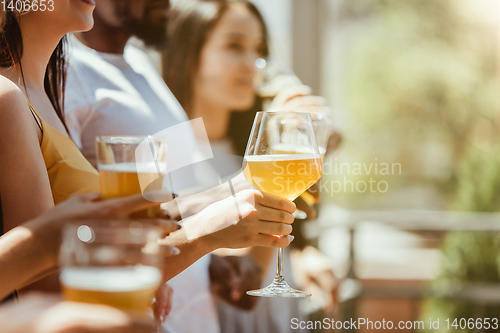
[419,145,500,333]
[328,0,500,209]
[329,0,500,331]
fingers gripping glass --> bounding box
[242,112,322,297]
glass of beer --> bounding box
[242,111,322,297]
[96,136,168,218]
[312,113,332,162]
[59,221,163,314]
[254,58,315,219]
[254,57,303,109]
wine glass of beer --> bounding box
[242,111,322,297]
[96,136,168,218]
[59,221,163,314]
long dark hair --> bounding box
[0,10,67,124]
[163,0,269,155]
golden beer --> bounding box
[99,163,163,218]
[243,154,322,201]
[269,144,325,205]
[61,266,161,313]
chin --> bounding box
[67,1,95,32]
[69,14,94,32]
[229,90,256,109]
[232,98,256,111]
[80,18,94,31]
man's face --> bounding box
[95,0,170,50]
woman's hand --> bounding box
[0,293,156,333]
[153,283,173,325]
[32,191,176,230]
[291,246,340,316]
[183,189,296,249]
[267,85,342,154]
[0,192,180,300]
[209,254,262,310]
[267,85,329,115]
[29,192,179,261]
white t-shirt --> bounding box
[64,34,220,333]
[64,35,188,165]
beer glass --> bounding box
[297,113,333,207]
[312,113,332,162]
[96,136,168,218]
[255,58,316,218]
[254,57,303,109]
[243,112,322,297]
[59,221,163,314]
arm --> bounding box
[159,229,216,282]
[160,190,296,281]
[0,81,55,231]
[0,294,156,333]
[0,226,53,301]
[162,172,253,220]
[0,192,178,300]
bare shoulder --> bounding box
[0,74,25,99]
[0,75,34,129]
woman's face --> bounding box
[23,0,95,34]
[195,3,265,111]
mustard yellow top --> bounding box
[28,102,99,204]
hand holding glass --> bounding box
[242,112,322,297]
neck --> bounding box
[190,95,232,141]
[76,20,130,54]
[16,15,65,89]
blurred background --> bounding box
[251,0,500,332]
[162,0,500,331]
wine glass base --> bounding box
[246,281,311,298]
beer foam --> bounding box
[271,143,317,154]
[98,162,166,174]
[60,266,162,292]
[244,153,320,162]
